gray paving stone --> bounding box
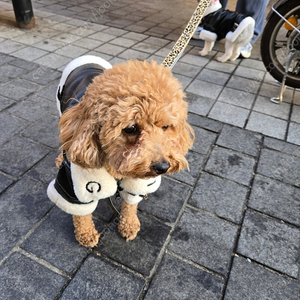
[246,111,287,139]
[27,150,60,184]
[169,207,238,275]
[118,49,150,60]
[0,64,27,83]
[60,254,145,300]
[187,80,223,100]
[22,114,60,148]
[186,92,215,116]
[174,74,193,90]
[237,210,300,278]
[170,150,205,185]
[93,197,119,223]
[110,37,137,48]
[0,40,26,54]
[0,78,40,101]
[21,208,96,273]
[240,58,266,71]
[7,95,57,122]
[0,53,14,65]
[34,53,71,69]
[226,75,261,94]
[0,95,14,112]
[21,66,61,85]
[259,82,294,100]
[217,124,262,157]
[253,95,290,120]
[206,60,237,73]
[54,44,88,58]
[172,62,201,78]
[122,31,148,41]
[94,43,126,56]
[217,87,256,109]
[132,42,162,54]
[291,104,300,123]
[143,36,170,48]
[205,147,256,186]
[102,27,128,37]
[0,173,14,193]
[234,65,265,81]
[224,256,299,300]
[88,32,116,42]
[0,112,28,145]
[180,53,209,68]
[264,136,300,158]
[145,253,223,300]
[34,38,67,52]
[12,46,49,62]
[189,172,248,224]
[0,136,49,177]
[139,177,191,223]
[192,126,217,155]
[0,252,66,300]
[208,101,249,128]
[0,177,53,260]
[249,175,300,226]
[8,57,39,71]
[96,213,171,276]
[35,81,58,101]
[287,122,300,145]
[197,68,230,86]
[188,113,223,133]
[257,148,300,187]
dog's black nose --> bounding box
[152,161,170,175]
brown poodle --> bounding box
[47,56,194,247]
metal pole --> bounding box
[11,0,35,29]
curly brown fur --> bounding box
[58,60,194,247]
[73,214,100,247]
[118,202,140,241]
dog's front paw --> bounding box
[73,214,100,248]
[75,228,100,248]
[118,215,140,241]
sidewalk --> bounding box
[0,0,299,299]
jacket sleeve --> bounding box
[118,176,161,204]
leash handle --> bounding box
[162,0,210,69]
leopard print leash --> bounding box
[162,0,210,69]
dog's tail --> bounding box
[225,17,255,43]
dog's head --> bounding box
[59,60,194,179]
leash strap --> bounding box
[162,0,210,69]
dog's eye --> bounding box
[162,125,169,131]
[123,125,139,135]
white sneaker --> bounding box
[240,43,252,58]
[192,26,203,39]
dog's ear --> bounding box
[181,122,195,154]
[58,102,105,168]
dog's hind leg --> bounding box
[217,40,234,62]
[73,214,100,247]
[118,201,140,241]
[229,43,243,61]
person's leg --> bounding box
[220,0,228,8]
[235,0,269,44]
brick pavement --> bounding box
[0,0,299,299]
